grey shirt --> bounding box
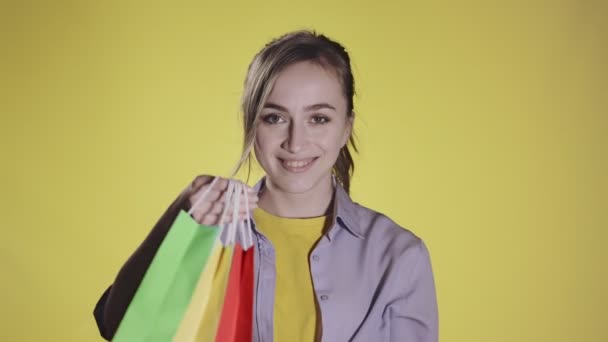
[251,177,438,342]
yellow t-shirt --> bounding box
[254,207,328,342]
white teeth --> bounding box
[283,158,314,168]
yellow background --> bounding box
[1,1,606,341]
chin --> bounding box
[284,180,321,194]
[267,175,316,194]
[266,168,331,195]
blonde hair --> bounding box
[233,30,358,193]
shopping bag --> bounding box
[172,244,254,342]
[112,178,254,342]
[172,243,233,341]
[215,244,254,342]
[173,179,255,342]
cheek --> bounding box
[253,137,266,160]
[319,126,348,151]
[253,139,271,173]
[254,130,278,157]
[315,140,341,164]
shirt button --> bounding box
[320,295,329,301]
[312,255,320,261]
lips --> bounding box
[279,157,318,173]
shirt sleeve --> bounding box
[92,187,190,340]
[386,240,439,342]
[93,285,112,340]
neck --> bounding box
[258,175,334,218]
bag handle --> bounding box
[223,182,254,250]
[186,177,254,250]
[187,176,220,217]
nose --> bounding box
[282,121,306,153]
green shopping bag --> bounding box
[111,209,220,341]
[112,177,253,341]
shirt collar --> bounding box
[252,175,363,239]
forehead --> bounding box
[266,61,346,110]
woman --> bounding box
[94,30,438,342]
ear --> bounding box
[341,112,355,147]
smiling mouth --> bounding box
[278,157,318,173]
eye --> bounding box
[311,115,330,125]
[261,113,284,125]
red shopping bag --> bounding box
[215,244,254,342]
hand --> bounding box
[187,175,259,226]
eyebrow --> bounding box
[263,102,337,112]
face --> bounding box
[254,61,353,195]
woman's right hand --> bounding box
[187,175,259,226]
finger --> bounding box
[205,204,251,218]
[213,182,257,205]
[192,208,229,225]
[241,182,257,196]
[218,212,250,224]
[191,191,246,217]
[192,180,257,214]
[201,205,256,224]
[247,192,259,202]
[190,175,213,194]
[201,179,248,204]
[189,181,228,209]
[226,179,256,195]
[201,214,218,226]
[190,176,229,196]
[230,180,258,203]
[205,201,225,215]
[220,193,259,212]
[197,205,254,226]
[188,192,215,213]
[192,186,222,203]
[218,188,257,205]
[191,210,204,224]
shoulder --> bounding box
[333,182,430,264]
[352,202,429,262]
[351,203,435,298]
